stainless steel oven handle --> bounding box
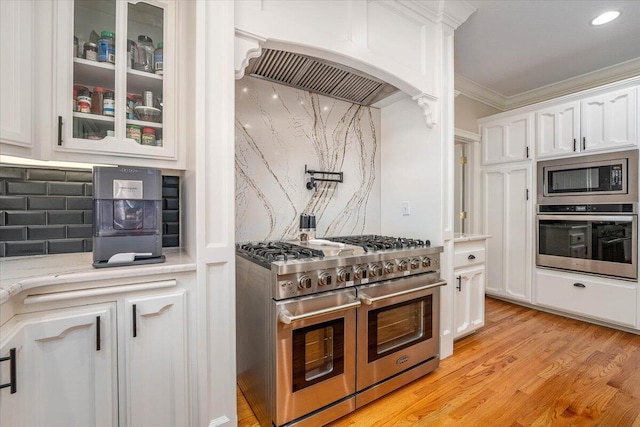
[278,300,361,325]
[537,214,635,222]
[358,280,446,305]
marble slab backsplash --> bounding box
[235,77,381,242]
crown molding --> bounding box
[385,1,476,29]
[454,74,507,111]
[455,57,640,111]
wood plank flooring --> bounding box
[238,297,640,426]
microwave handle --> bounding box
[359,281,446,305]
[278,300,361,324]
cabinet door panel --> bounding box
[124,291,188,427]
[22,305,117,427]
[482,165,531,302]
[505,168,530,300]
[582,88,637,152]
[482,114,532,165]
[454,266,485,339]
[483,171,505,294]
[536,102,579,158]
[0,0,33,150]
[0,328,25,427]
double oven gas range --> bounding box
[236,235,445,427]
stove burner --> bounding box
[237,242,324,263]
[326,235,430,252]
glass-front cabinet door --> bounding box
[55,0,177,165]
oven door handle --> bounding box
[537,214,635,222]
[358,280,446,305]
[278,300,361,325]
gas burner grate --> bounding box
[237,241,324,263]
[326,235,430,252]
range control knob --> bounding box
[369,264,382,277]
[337,269,351,282]
[397,259,409,271]
[318,272,332,286]
[298,275,312,289]
[354,266,368,280]
[422,257,432,268]
[410,258,421,270]
[384,262,395,274]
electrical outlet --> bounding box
[402,201,411,216]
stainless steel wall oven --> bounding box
[536,150,638,280]
[236,237,444,427]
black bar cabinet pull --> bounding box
[96,316,101,351]
[0,348,17,394]
[468,254,476,260]
[526,146,530,158]
[456,276,462,292]
[132,304,137,338]
[526,189,529,200]
[573,138,577,152]
[57,116,63,146]
[582,137,586,150]
[573,283,586,288]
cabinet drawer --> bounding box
[454,241,485,268]
[535,271,636,327]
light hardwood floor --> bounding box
[238,297,640,426]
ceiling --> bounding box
[454,0,640,110]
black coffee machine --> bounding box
[92,166,165,267]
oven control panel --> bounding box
[276,267,353,299]
[274,254,441,299]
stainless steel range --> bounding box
[236,235,445,427]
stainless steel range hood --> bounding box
[246,48,400,106]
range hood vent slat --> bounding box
[247,48,398,106]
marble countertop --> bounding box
[453,233,491,243]
[0,248,196,305]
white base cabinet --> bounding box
[0,281,190,427]
[535,270,637,328]
[0,304,117,427]
[124,292,188,427]
[453,238,488,339]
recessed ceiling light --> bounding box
[591,11,620,26]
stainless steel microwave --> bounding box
[537,149,638,205]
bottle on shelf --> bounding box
[98,31,116,64]
[154,42,163,75]
[135,35,154,73]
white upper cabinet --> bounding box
[536,101,580,159]
[0,0,33,156]
[481,113,533,165]
[581,87,637,153]
[535,86,638,158]
[53,0,179,167]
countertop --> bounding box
[0,248,196,305]
[453,233,491,243]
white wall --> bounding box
[455,94,501,133]
[380,97,442,244]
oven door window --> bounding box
[291,319,344,392]
[539,218,633,263]
[367,295,432,363]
